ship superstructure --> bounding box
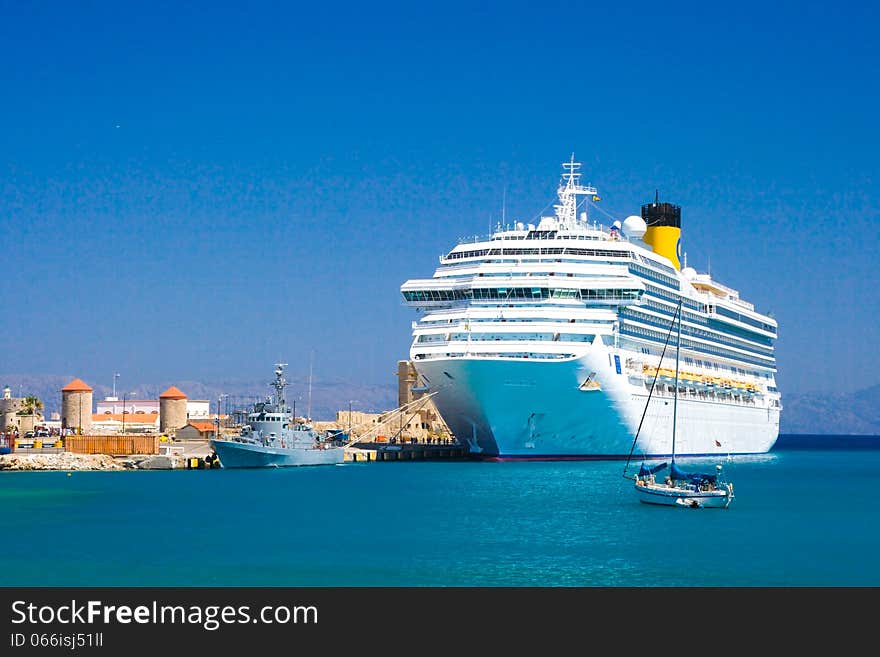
[400,155,781,459]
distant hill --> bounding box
[0,373,397,422]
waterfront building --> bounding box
[395,360,452,441]
[96,396,210,419]
[175,421,218,440]
[0,385,25,431]
[90,412,160,434]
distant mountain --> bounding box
[0,375,73,417]
[0,373,397,422]
[780,384,880,435]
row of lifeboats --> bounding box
[640,365,761,393]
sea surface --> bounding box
[2,434,879,587]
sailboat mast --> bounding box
[671,301,682,457]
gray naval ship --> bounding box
[210,363,346,468]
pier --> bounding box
[345,442,470,462]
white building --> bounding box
[97,397,158,415]
[91,412,160,434]
[185,400,211,419]
[96,397,211,420]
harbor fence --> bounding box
[65,435,160,456]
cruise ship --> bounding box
[400,156,781,460]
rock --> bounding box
[0,452,126,471]
[136,456,174,470]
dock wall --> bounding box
[345,443,469,462]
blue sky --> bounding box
[2,0,877,395]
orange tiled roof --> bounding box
[92,413,160,424]
[186,421,217,433]
[159,386,187,400]
[62,378,93,392]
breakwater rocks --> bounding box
[0,452,207,471]
[121,454,189,470]
[0,452,126,471]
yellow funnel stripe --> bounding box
[643,226,681,271]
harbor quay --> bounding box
[345,441,469,462]
[0,361,468,471]
[0,428,468,471]
[0,439,470,471]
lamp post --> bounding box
[348,400,359,438]
[121,391,134,435]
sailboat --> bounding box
[624,300,735,509]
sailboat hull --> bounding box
[634,481,733,508]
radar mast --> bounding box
[553,153,598,229]
[272,363,289,408]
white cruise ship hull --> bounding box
[211,439,345,468]
[414,350,779,460]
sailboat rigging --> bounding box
[623,299,735,509]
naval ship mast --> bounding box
[272,363,289,411]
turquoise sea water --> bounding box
[2,436,879,586]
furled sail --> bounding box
[670,460,717,485]
[638,461,667,477]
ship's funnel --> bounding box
[641,193,682,270]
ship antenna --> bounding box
[502,185,507,224]
[654,189,659,205]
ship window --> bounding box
[558,333,595,343]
